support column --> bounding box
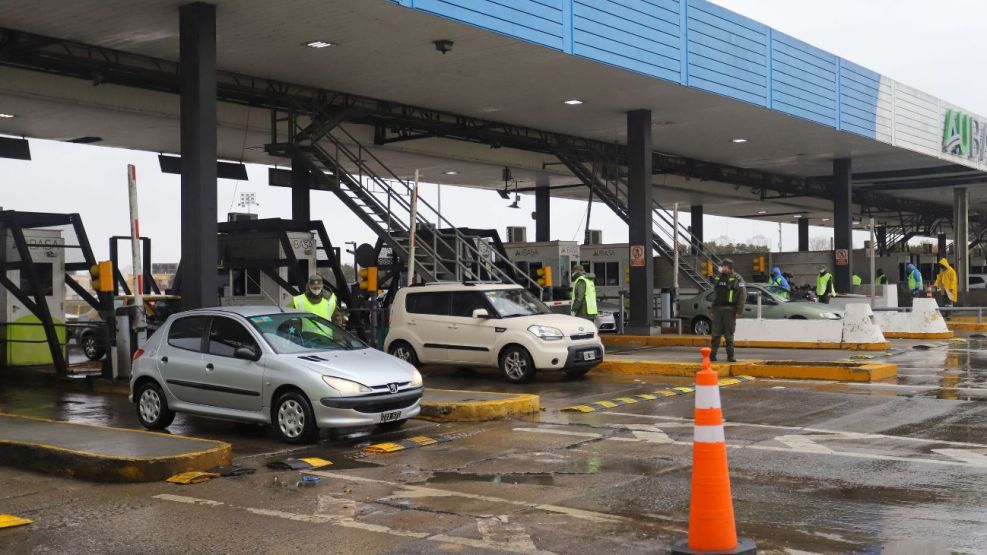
[291,155,311,223]
[876,225,887,256]
[689,204,703,255]
[833,158,852,293]
[626,109,657,334]
[955,187,970,296]
[535,185,551,242]
[179,2,218,309]
[798,217,809,252]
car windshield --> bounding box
[759,285,789,302]
[246,313,365,354]
[484,288,551,318]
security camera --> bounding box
[433,39,454,54]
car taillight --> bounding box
[132,349,145,362]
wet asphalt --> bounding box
[1,339,986,554]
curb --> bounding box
[594,358,895,383]
[947,322,987,332]
[0,414,231,483]
[883,331,954,339]
[602,335,891,351]
[418,389,540,422]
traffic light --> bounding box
[358,266,378,291]
[536,266,553,287]
[702,260,714,276]
[752,256,766,273]
[625,267,630,284]
[89,260,114,293]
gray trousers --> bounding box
[710,308,737,360]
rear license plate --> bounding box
[380,410,402,423]
[582,350,597,361]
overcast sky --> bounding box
[2,1,982,263]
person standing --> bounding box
[876,269,888,285]
[710,259,745,362]
[570,266,598,322]
[852,274,862,286]
[289,274,340,323]
[769,267,791,300]
[816,266,836,304]
[933,258,958,306]
[906,263,923,297]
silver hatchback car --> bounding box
[130,306,423,443]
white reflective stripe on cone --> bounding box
[694,425,725,444]
[694,385,721,409]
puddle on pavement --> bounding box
[423,471,558,486]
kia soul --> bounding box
[385,283,604,383]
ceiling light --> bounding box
[0,113,15,118]
[304,40,334,48]
[821,218,830,222]
[853,220,862,225]
[480,106,501,113]
[793,214,802,219]
[731,138,748,143]
[443,170,458,175]
[757,210,768,215]
[563,99,583,105]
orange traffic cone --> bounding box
[672,347,756,555]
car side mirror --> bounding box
[234,347,260,361]
[472,308,491,319]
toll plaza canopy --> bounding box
[0,0,985,319]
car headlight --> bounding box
[528,324,564,341]
[322,375,372,395]
[410,368,423,387]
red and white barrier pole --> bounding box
[128,164,147,347]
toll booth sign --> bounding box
[630,245,646,267]
[835,249,849,266]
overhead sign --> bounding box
[943,108,986,163]
[835,249,849,266]
[629,245,646,267]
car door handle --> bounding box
[205,363,214,370]
[160,356,168,363]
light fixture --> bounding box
[0,113,15,118]
[304,40,334,48]
[793,214,802,219]
[563,99,583,105]
[508,194,521,209]
[757,210,768,215]
[731,138,748,143]
[433,39,454,54]
[443,170,458,175]
[853,220,862,225]
[821,218,830,222]
[480,106,501,113]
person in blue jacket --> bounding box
[769,267,791,300]
[906,263,924,297]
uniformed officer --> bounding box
[710,258,745,362]
[570,266,598,322]
[816,266,836,304]
[289,274,340,323]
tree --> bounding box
[703,240,770,255]
[809,236,831,251]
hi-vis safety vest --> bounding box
[816,273,836,296]
[907,269,923,290]
[291,293,337,320]
[571,275,598,315]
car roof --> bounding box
[398,283,522,294]
[175,306,307,318]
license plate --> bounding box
[582,350,597,361]
[380,410,402,423]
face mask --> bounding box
[309,286,323,296]
[819,271,825,275]
[720,266,729,274]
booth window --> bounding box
[231,268,261,296]
[593,262,620,286]
[20,263,54,296]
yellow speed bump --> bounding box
[418,389,540,422]
[363,435,450,454]
[0,514,32,529]
[166,471,220,485]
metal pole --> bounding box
[407,169,419,285]
[756,291,762,320]
[869,217,876,305]
[673,202,680,292]
[128,164,147,347]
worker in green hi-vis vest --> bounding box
[570,266,598,322]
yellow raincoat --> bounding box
[933,257,958,303]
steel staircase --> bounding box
[268,109,540,292]
[555,147,721,290]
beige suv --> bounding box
[385,283,604,383]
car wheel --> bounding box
[500,346,536,384]
[81,332,106,361]
[135,381,176,430]
[564,368,591,379]
[377,419,407,431]
[692,316,712,336]
[273,391,317,444]
[788,315,807,320]
[388,341,420,367]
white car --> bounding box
[385,283,604,383]
[969,274,987,289]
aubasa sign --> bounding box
[943,108,986,163]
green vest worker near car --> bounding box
[570,266,598,322]
[852,274,862,286]
[289,274,339,324]
[816,267,836,304]
[710,258,745,363]
[876,269,888,285]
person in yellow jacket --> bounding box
[933,258,958,306]
[289,274,342,325]
[570,266,598,322]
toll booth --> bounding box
[0,228,66,367]
[219,230,320,307]
[504,241,580,298]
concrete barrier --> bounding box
[874,298,953,339]
[731,303,887,349]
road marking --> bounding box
[153,493,554,554]
[477,516,543,553]
[306,470,624,524]
[562,376,754,413]
[932,449,987,467]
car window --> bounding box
[207,316,260,358]
[484,288,550,317]
[248,313,365,354]
[406,292,449,315]
[168,316,207,352]
[450,291,490,317]
[704,292,715,302]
